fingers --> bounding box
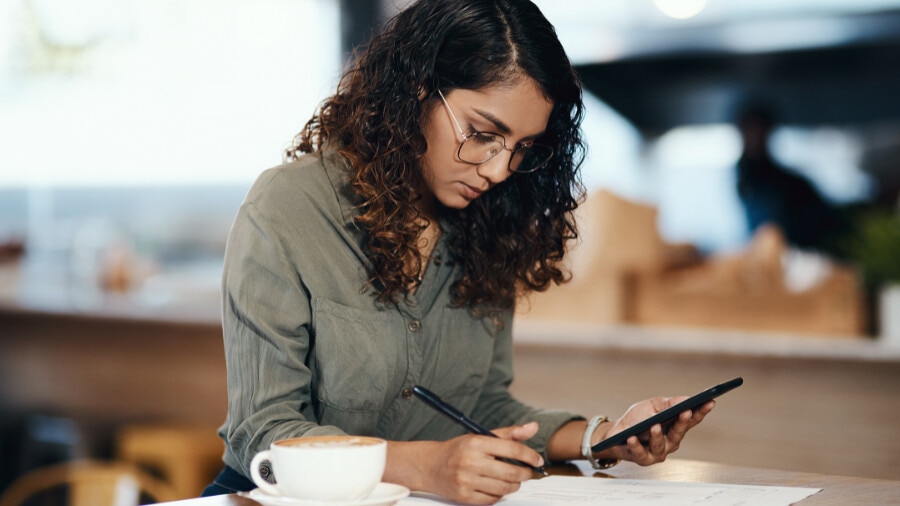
[478,433,546,472]
[470,461,532,499]
[452,473,523,505]
[492,421,539,442]
[647,424,666,456]
[603,395,719,469]
[490,422,545,471]
[613,398,718,466]
[662,410,692,445]
[621,425,668,466]
[439,434,540,504]
[445,460,525,505]
[668,400,715,442]
[698,399,716,416]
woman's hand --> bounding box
[384,422,544,505]
[601,397,715,466]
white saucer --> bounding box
[241,483,411,506]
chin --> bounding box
[436,192,473,210]
[444,197,474,210]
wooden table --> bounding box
[150,459,900,505]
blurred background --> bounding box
[1,0,900,502]
[2,0,899,335]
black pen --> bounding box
[412,385,548,476]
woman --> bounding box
[206,0,714,503]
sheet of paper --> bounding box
[398,476,821,506]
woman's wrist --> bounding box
[582,416,620,469]
[383,440,438,493]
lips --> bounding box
[459,182,486,200]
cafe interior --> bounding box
[0,0,899,503]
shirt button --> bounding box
[408,319,422,332]
[433,253,443,266]
[402,388,413,399]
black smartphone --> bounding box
[591,377,743,454]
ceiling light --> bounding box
[653,0,708,20]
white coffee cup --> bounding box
[250,435,387,501]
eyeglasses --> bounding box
[437,89,553,174]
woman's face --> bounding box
[418,78,553,212]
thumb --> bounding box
[492,421,540,442]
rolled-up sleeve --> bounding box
[469,317,583,461]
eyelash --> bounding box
[466,124,533,149]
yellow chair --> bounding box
[115,424,223,499]
[0,460,178,506]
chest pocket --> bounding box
[431,306,496,402]
[312,298,406,414]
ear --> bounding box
[417,86,429,101]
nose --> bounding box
[475,150,514,185]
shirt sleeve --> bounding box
[468,316,584,462]
[219,200,347,477]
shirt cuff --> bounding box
[520,410,585,462]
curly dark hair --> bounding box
[286,0,586,323]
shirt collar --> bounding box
[320,150,362,229]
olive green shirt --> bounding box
[218,151,581,477]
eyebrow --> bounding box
[472,107,512,135]
[471,107,546,142]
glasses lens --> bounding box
[459,134,553,173]
[459,133,505,164]
[510,144,553,173]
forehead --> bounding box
[444,79,553,138]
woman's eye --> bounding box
[470,132,500,145]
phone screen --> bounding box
[591,377,743,454]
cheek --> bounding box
[421,109,461,170]
[421,139,459,182]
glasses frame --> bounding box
[436,89,552,174]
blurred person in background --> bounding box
[734,101,851,259]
